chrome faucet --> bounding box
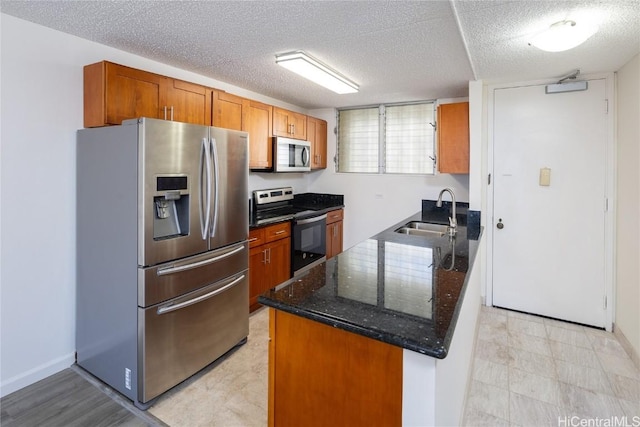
[436,188,457,236]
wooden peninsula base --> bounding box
[268,309,403,426]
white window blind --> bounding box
[337,108,379,173]
[385,104,434,174]
[337,101,435,174]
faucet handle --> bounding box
[448,216,457,228]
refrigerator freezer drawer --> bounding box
[139,241,248,307]
[138,270,249,403]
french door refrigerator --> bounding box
[76,118,249,408]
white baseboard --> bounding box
[613,324,640,370]
[0,352,75,398]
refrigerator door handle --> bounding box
[210,137,220,238]
[157,274,245,315]
[156,244,245,276]
[199,138,212,240]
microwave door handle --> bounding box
[301,146,309,166]
[210,138,220,238]
[199,138,212,240]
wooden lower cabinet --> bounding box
[249,223,291,312]
[325,209,344,259]
[268,309,403,426]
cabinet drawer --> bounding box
[249,228,265,248]
[264,222,291,243]
[326,209,344,224]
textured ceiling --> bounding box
[1,0,639,110]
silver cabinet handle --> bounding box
[248,237,259,242]
[157,274,245,315]
[157,245,245,276]
[170,105,174,121]
[163,106,167,120]
[274,230,286,235]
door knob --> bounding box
[497,219,504,230]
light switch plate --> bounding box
[539,167,551,186]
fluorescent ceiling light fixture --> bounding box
[529,20,598,52]
[276,51,358,94]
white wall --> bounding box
[615,53,640,360]
[0,14,310,397]
[308,108,469,250]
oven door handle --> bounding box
[296,213,327,225]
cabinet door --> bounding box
[307,117,327,169]
[164,79,212,126]
[213,90,243,131]
[326,221,343,259]
[273,107,290,138]
[289,111,307,140]
[266,237,291,288]
[273,107,307,140]
[437,102,469,174]
[90,62,164,127]
[244,100,273,169]
[249,246,267,312]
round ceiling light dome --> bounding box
[529,20,598,52]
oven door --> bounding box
[292,214,327,275]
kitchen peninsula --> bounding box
[259,206,482,426]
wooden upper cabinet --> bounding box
[85,61,164,127]
[437,102,469,174]
[211,91,273,169]
[212,90,243,131]
[273,107,307,140]
[164,78,212,126]
[243,100,273,169]
[84,61,211,128]
[307,116,328,170]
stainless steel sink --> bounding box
[394,222,448,237]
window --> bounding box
[337,101,435,174]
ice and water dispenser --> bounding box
[153,176,189,240]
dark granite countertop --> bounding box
[258,208,482,358]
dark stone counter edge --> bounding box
[260,297,451,358]
[259,221,484,359]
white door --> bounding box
[492,79,608,328]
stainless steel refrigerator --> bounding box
[76,118,249,408]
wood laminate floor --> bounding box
[0,366,166,427]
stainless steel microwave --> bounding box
[273,137,311,172]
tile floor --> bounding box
[148,307,270,426]
[144,306,639,426]
[462,306,640,426]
